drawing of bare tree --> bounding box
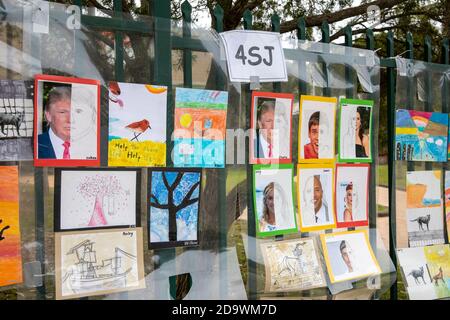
[150,171,200,242]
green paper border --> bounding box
[337,98,374,163]
[252,163,299,238]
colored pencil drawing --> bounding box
[0,166,22,287]
[57,169,138,231]
[406,171,445,247]
[335,164,370,228]
[298,96,337,163]
[338,99,373,162]
[34,75,101,167]
[174,88,228,168]
[149,169,201,249]
[261,238,326,292]
[397,244,450,300]
[253,165,297,237]
[395,109,448,162]
[250,92,294,164]
[108,82,167,166]
[55,228,145,300]
[0,80,34,161]
[321,230,381,283]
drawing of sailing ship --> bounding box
[62,240,136,294]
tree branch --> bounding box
[184,181,200,202]
[176,197,200,212]
[162,171,171,191]
[280,0,409,33]
[150,201,169,210]
[170,172,184,192]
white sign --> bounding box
[219,30,288,83]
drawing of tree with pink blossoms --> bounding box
[77,174,124,227]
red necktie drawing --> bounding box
[63,141,71,159]
[268,143,273,158]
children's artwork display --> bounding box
[445,171,450,242]
[298,95,336,163]
[54,169,140,231]
[297,164,335,232]
[338,98,373,162]
[34,75,101,167]
[108,82,167,167]
[148,168,202,249]
[397,244,450,300]
[406,171,445,247]
[261,238,326,292]
[0,166,22,287]
[253,164,297,237]
[250,91,293,164]
[55,228,145,300]
[395,109,448,162]
[321,230,381,283]
[0,80,34,161]
[335,164,370,228]
[173,88,228,168]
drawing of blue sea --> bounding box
[149,171,200,243]
[174,138,225,168]
[422,198,442,206]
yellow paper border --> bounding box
[297,163,336,232]
[298,95,337,164]
[320,229,382,283]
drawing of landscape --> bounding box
[108,82,167,167]
[60,170,137,230]
[173,88,228,168]
[406,171,445,247]
[395,110,448,162]
[57,229,144,299]
[0,80,34,161]
[149,170,201,248]
[262,238,325,292]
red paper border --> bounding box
[249,91,294,164]
[334,163,370,228]
[33,74,101,167]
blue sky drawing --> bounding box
[176,87,228,104]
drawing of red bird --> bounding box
[109,81,124,107]
[125,119,151,142]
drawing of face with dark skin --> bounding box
[308,123,319,155]
[313,175,323,214]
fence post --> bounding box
[321,21,331,97]
[441,38,449,242]
[271,13,281,93]
[386,30,397,300]
[242,9,257,300]
[151,0,175,295]
[181,1,192,87]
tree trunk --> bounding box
[88,194,108,226]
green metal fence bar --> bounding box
[181,1,192,88]
[271,13,282,93]
[406,33,415,174]
[321,21,331,98]
[424,36,433,172]
[243,8,257,300]
[441,38,449,242]
[212,3,229,299]
[151,0,176,285]
[386,30,397,300]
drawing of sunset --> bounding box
[0,166,22,287]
